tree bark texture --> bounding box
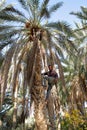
[31,40,47,130]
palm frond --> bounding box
[81,6,87,15]
[41,0,49,7]
[55,44,64,59]
[1,44,16,105]
[0,29,24,39]
[66,39,78,52]
[26,1,36,20]
[0,25,13,31]
[0,0,6,9]
[70,11,87,20]
[45,21,73,37]
[49,2,63,14]
[2,5,27,19]
[49,34,64,58]
[40,7,50,19]
[11,45,30,94]
[44,8,50,18]
[0,40,14,50]
[0,11,25,23]
[17,0,29,11]
[55,53,66,88]
[75,35,87,44]
[0,25,24,32]
[27,0,40,20]
[74,25,87,32]
[39,0,50,19]
[29,0,40,9]
[57,37,76,56]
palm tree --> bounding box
[0,0,74,129]
[71,6,87,90]
[62,18,87,115]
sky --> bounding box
[6,0,87,28]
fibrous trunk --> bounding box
[31,40,47,130]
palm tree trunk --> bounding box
[31,40,47,130]
[47,94,55,130]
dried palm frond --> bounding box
[0,44,16,106]
[70,76,86,113]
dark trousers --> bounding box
[46,83,52,99]
[42,75,57,99]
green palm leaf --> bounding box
[0,0,6,10]
[3,5,26,19]
[49,2,63,14]
[29,0,40,9]
[39,0,50,19]
[27,0,40,20]
[45,21,73,36]
[81,6,87,14]
[0,25,14,31]
[55,44,64,59]
[70,11,87,20]
[77,12,87,20]
[18,0,29,11]
[0,11,25,23]
[0,40,14,50]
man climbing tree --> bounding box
[42,65,58,101]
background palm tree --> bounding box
[60,8,87,117]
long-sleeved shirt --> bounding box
[44,70,58,79]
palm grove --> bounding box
[0,0,87,130]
